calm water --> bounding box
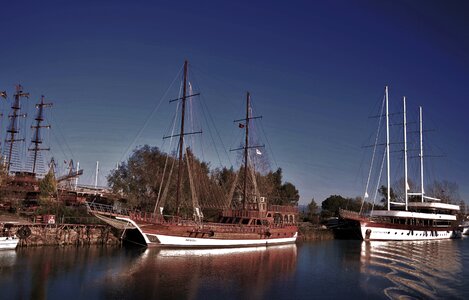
[1,238,468,299]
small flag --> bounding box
[256,148,262,155]
[364,192,369,198]
[406,181,410,190]
[238,123,245,128]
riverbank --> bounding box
[2,222,120,247]
[297,222,334,241]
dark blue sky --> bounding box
[0,0,468,204]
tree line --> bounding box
[107,145,300,215]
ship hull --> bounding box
[115,216,297,248]
[151,232,297,247]
[360,221,459,241]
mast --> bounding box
[403,96,408,210]
[419,106,424,202]
[0,91,7,152]
[95,161,99,189]
[75,161,80,189]
[29,95,52,174]
[6,85,29,173]
[230,93,263,210]
[243,92,250,210]
[162,61,201,216]
[385,86,390,211]
[175,60,188,216]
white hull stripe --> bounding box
[152,232,298,247]
[361,225,456,241]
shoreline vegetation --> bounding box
[297,222,334,241]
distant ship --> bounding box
[341,86,460,241]
[0,85,84,206]
[88,61,298,247]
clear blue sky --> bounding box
[0,0,467,205]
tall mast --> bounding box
[6,85,29,173]
[175,60,188,215]
[95,161,99,189]
[0,91,7,152]
[419,106,424,202]
[29,95,52,174]
[230,93,263,210]
[403,96,408,210]
[385,86,390,211]
[243,92,250,210]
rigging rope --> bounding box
[371,147,387,214]
[153,84,182,213]
[118,64,183,163]
[361,94,385,213]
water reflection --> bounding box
[102,245,298,299]
[0,250,16,267]
[360,240,463,299]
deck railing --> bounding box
[87,202,299,230]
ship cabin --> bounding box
[370,202,460,228]
[219,197,298,226]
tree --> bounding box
[378,185,396,204]
[321,195,361,218]
[279,182,300,205]
[259,168,299,205]
[425,180,461,204]
[39,169,57,200]
[304,198,319,223]
[107,145,171,211]
[107,145,301,214]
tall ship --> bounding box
[341,86,460,241]
[87,61,298,247]
[0,86,53,203]
[0,85,86,207]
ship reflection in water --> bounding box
[2,241,468,299]
[102,245,298,299]
[359,240,463,299]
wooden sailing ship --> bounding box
[87,61,298,247]
[0,85,87,208]
[0,85,48,204]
